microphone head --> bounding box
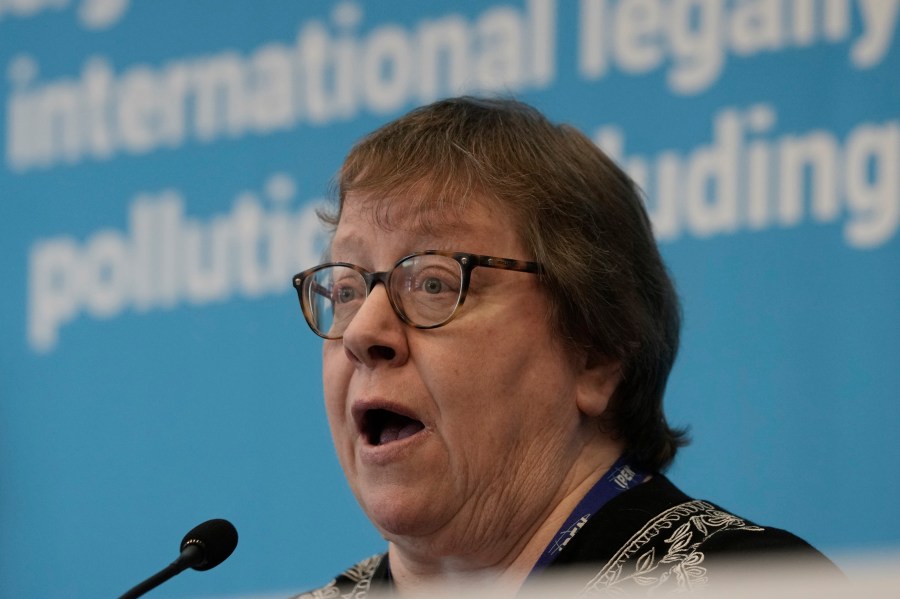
[180,518,238,571]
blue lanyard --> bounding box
[527,456,647,576]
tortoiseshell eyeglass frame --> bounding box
[292,250,542,339]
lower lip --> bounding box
[358,428,430,466]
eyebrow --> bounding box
[329,228,463,262]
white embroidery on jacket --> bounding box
[579,500,764,596]
[293,554,382,599]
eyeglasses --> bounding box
[292,250,541,339]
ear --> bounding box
[574,356,622,418]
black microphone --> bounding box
[118,518,238,599]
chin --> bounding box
[361,485,446,539]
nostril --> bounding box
[369,345,396,361]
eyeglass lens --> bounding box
[305,254,464,337]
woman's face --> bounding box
[322,192,604,557]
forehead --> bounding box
[331,191,524,257]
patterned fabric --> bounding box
[292,554,383,599]
[292,476,834,597]
[579,500,763,595]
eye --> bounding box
[410,267,459,295]
[422,277,444,294]
[335,285,357,303]
[393,255,461,303]
[331,272,364,304]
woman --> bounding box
[291,97,836,597]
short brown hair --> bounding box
[324,96,687,471]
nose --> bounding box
[340,283,409,368]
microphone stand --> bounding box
[118,544,201,599]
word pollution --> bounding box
[27,174,327,353]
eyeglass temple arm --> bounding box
[470,255,541,273]
[308,280,331,299]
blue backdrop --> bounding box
[2,1,898,597]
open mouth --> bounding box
[362,409,425,446]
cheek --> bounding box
[428,325,569,428]
[477,326,575,416]
[322,345,352,429]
